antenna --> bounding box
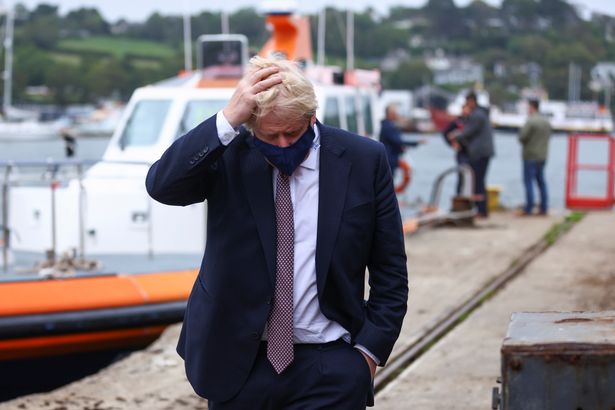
[346,10,354,71]
[182,0,193,71]
[221,12,230,34]
[2,5,13,115]
[317,8,325,66]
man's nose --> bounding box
[273,135,293,148]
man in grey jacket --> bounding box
[449,92,495,217]
[518,99,551,215]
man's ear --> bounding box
[310,115,316,126]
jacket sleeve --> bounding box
[456,111,484,145]
[441,120,459,146]
[145,114,227,206]
[380,121,404,154]
[518,119,532,144]
[354,144,409,365]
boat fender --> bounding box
[395,159,412,193]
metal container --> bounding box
[494,311,615,410]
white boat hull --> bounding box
[491,101,614,134]
[9,165,206,256]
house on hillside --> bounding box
[590,62,615,106]
[424,50,483,86]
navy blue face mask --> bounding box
[253,123,315,176]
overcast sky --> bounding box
[6,0,615,21]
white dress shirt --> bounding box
[215,112,379,364]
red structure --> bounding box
[565,133,615,210]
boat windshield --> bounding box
[362,95,373,136]
[119,100,172,149]
[323,97,341,128]
[345,96,358,134]
[177,99,228,138]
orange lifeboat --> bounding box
[0,269,197,361]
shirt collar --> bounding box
[300,124,320,171]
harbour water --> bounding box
[0,131,610,211]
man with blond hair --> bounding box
[146,56,408,409]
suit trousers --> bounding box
[208,340,374,410]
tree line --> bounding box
[3,0,615,108]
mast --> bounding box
[317,8,325,66]
[346,10,354,71]
[568,62,581,102]
[2,6,13,116]
[182,0,193,71]
[221,11,230,34]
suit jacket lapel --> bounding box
[316,125,350,293]
[240,136,276,288]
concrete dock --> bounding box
[2,210,613,410]
[376,211,615,409]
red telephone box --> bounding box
[565,133,615,210]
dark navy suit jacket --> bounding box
[145,114,408,402]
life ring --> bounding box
[395,159,412,193]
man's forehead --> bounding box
[258,114,305,130]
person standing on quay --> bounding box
[379,103,425,175]
[146,56,408,409]
[448,92,495,217]
[518,99,551,215]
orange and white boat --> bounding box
[0,7,381,362]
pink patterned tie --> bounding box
[267,173,294,374]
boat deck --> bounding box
[1,252,202,282]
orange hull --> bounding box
[0,326,167,361]
[0,270,198,360]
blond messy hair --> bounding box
[245,56,318,130]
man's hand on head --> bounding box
[223,66,283,129]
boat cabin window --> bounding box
[345,96,358,134]
[323,97,341,128]
[119,100,172,149]
[362,96,373,136]
[177,99,228,138]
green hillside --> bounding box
[57,37,176,59]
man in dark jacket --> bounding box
[449,92,495,217]
[379,104,424,174]
[146,57,408,409]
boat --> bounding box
[490,99,614,133]
[0,117,70,141]
[0,8,70,141]
[65,101,125,139]
[0,7,381,362]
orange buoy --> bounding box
[395,159,412,193]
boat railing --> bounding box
[0,159,155,273]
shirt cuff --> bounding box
[354,344,381,366]
[216,111,240,146]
